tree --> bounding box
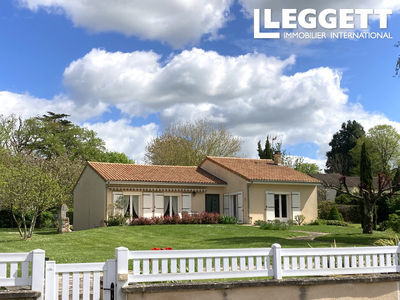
[327,142,400,234]
[350,125,400,176]
[326,120,365,175]
[0,115,36,155]
[0,112,134,164]
[0,153,63,239]
[27,112,106,160]
[100,151,135,164]
[295,162,321,175]
[145,120,242,166]
[257,136,276,159]
[284,156,321,174]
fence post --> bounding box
[115,247,129,300]
[45,261,57,300]
[104,259,116,300]
[31,249,45,300]
[272,244,282,279]
[397,242,400,271]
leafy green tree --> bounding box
[145,120,241,166]
[100,151,134,164]
[0,153,63,239]
[295,162,321,175]
[327,143,400,234]
[27,112,106,160]
[0,115,36,155]
[326,120,365,175]
[350,125,400,176]
[284,156,320,174]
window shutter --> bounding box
[142,193,153,218]
[223,194,229,216]
[292,192,301,219]
[182,193,192,214]
[265,192,275,221]
[154,194,164,217]
[237,192,244,224]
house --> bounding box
[73,154,320,230]
[310,173,386,202]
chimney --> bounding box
[273,151,282,165]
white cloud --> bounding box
[0,91,106,122]
[62,47,400,162]
[83,120,158,162]
[4,47,400,164]
[18,0,233,48]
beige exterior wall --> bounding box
[73,166,106,230]
[200,160,249,222]
[249,183,318,223]
[123,280,399,300]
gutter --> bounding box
[107,181,227,187]
[249,180,320,186]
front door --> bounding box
[205,194,220,213]
[274,194,288,221]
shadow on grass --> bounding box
[204,236,323,248]
[314,234,380,246]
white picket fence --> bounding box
[0,249,44,300]
[2,244,400,300]
[45,259,116,300]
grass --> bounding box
[0,224,396,263]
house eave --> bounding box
[249,180,321,186]
[106,180,226,187]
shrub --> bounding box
[105,214,126,226]
[294,215,305,225]
[377,220,390,231]
[328,206,344,221]
[130,213,221,226]
[67,208,73,225]
[220,215,237,224]
[388,214,400,233]
[260,219,289,230]
[253,220,265,226]
[318,202,334,220]
[324,220,348,227]
[308,219,326,225]
[336,205,360,223]
[335,193,357,205]
[374,235,399,246]
[37,211,55,228]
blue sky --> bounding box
[0,0,399,166]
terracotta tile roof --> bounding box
[88,162,226,185]
[202,156,320,184]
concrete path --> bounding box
[290,230,328,241]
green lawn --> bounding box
[0,224,395,263]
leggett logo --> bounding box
[254,9,393,40]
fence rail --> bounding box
[0,249,44,300]
[2,244,400,300]
[280,246,400,277]
[127,248,274,282]
[45,259,116,300]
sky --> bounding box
[0,0,400,168]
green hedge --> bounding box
[318,202,361,223]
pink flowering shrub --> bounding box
[130,212,221,225]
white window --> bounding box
[265,191,301,221]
